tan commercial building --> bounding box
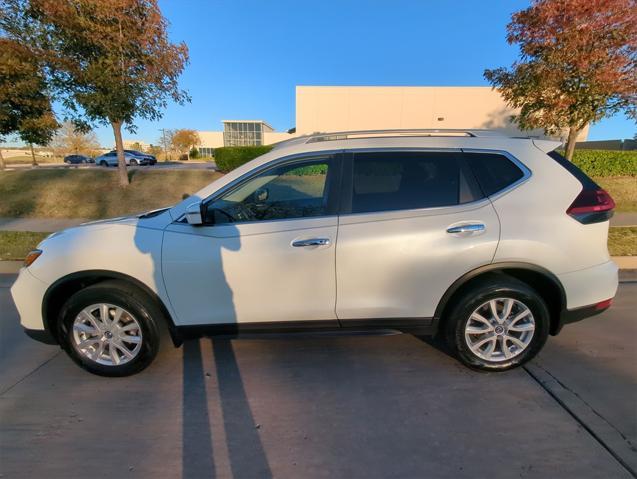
[195,86,587,152]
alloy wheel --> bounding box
[71,303,143,366]
[464,298,535,362]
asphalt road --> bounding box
[0,274,635,479]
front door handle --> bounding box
[446,223,486,235]
[292,238,331,247]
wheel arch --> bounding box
[42,270,180,345]
[434,262,566,336]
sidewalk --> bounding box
[0,217,88,232]
[611,212,637,227]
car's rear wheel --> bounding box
[444,275,549,371]
[130,159,138,166]
[58,281,161,376]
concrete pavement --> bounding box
[0,274,635,478]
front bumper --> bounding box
[24,327,57,344]
[10,267,49,331]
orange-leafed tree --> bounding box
[171,128,200,155]
[4,0,190,185]
[485,0,637,160]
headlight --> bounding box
[23,249,42,268]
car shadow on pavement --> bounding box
[181,338,272,479]
[182,339,215,478]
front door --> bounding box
[162,155,340,326]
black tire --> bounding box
[444,274,549,371]
[57,280,162,376]
[100,160,108,167]
[130,159,138,166]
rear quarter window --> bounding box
[466,153,525,196]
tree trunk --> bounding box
[29,143,38,167]
[0,148,5,170]
[564,126,580,161]
[111,120,129,186]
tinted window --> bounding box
[466,153,524,196]
[547,150,599,189]
[205,159,332,224]
[350,152,467,214]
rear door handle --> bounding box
[292,238,331,247]
[446,223,486,235]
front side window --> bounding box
[349,152,472,214]
[204,159,333,224]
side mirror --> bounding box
[185,201,203,226]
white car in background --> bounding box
[95,151,148,166]
[11,129,618,376]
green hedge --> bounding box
[570,150,637,177]
[214,145,274,172]
[213,145,637,176]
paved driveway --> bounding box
[0,275,635,478]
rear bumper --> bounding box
[557,260,618,310]
[553,260,618,334]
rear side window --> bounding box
[349,152,476,214]
[547,151,599,189]
[466,153,525,196]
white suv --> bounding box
[11,130,618,376]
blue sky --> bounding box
[86,0,636,146]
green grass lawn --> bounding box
[4,155,64,164]
[0,231,49,260]
[608,227,637,256]
[1,227,634,261]
[594,176,637,213]
[0,169,222,219]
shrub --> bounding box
[569,150,637,177]
[189,147,199,159]
[214,145,273,172]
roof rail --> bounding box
[304,129,506,143]
[270,128,512,150]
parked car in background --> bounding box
[95,151,148,167]
[11,129,618,376]
[64,154,93,164]
[125,150,157,165]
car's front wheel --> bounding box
[444,275,549,371]
[58,280,162,376]
[99,160,108,167]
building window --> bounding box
[223,121,265,147]
[199,147,215,157]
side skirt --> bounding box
[173,318,435,345]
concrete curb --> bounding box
[525,362,637,476]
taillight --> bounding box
[566,188,615,224]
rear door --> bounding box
[335,150,500,323]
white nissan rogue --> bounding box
[11,130,619,376]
